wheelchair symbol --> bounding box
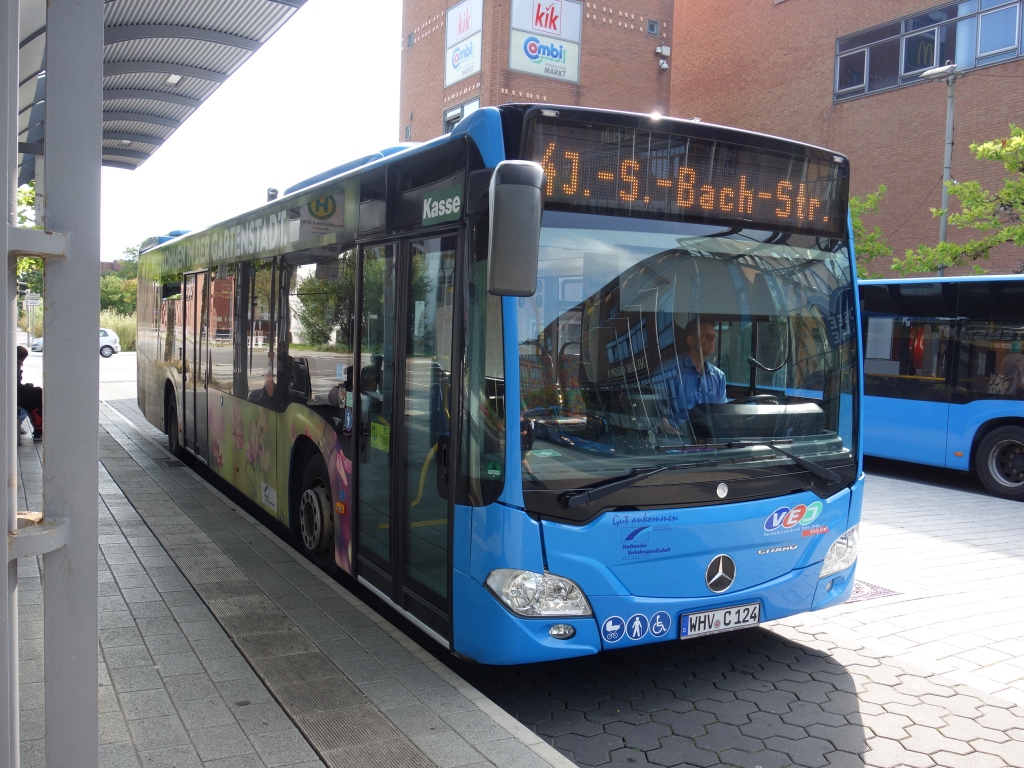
[649,611,671,638]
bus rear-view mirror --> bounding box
[488,160,543,297]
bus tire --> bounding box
[976,426,1024,500]
[298,454,337,574]
[166,397,183,458]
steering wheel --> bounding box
[743,394,780,405]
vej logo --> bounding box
[533,0,562,34]
[524,36,565,62]
[764,501,823,533]
[422,185,462,226]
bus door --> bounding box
[182,271,210,462]
[356,236,457,639]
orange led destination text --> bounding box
[539,143,829,224]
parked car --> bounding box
[28,328,122,357]
[99,328,121,357]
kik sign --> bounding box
[511,0,582,43]
[533,0,562,35]
[446,0,482,48]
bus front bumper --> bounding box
[452,561,855,665]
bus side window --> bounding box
[955,281,1024,401]
[286,250,356,407]
[209,265,235,392]
[861,284,957,403]
[235,258,279,407]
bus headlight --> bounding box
[820,524,858,578]
[485,569,593,617]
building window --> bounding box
[442,98,480,134]
[407,33,414,48]
[647,19,660,36]
[834,0,1024,100]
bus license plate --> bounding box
[680,603,760,638]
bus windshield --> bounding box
[517,212,858,495]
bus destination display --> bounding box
[528,119,845,237]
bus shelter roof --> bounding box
[17,0,306,186]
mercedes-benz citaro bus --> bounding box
[137,105,863,664]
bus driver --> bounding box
[662,317,727,435]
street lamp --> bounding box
[920,63,962,275]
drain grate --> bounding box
[848,580,900,603]
[163,459,185,468]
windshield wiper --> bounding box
[724,440,842,485]
[558,461,718,509]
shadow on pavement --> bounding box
[453,627,865,768]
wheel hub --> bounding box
[299,483,331,551]
[990,439,1024,488]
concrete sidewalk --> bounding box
[16,403,574,768]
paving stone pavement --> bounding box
[458,619,1024,767]
[17,439,327,768]
[775,462,1024,707]
[94,399,573,768]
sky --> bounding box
[100,0,402,263]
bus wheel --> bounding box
[977,426,1024,500]
[298,455,336,573]
[167,398,183,458]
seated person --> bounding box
[661,318,727,435]
[17,346,42,440]
[248,351,277,408]
[360,354,384,396]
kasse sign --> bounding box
[422,185,462,226]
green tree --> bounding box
[850,184,892,278]
[294,271,353,348]
[15,181,43,298]
[116,245,140,280]
[897,124,1024,274]
[100,273,136,314]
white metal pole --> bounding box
[41,0,101,765]
[936,75,956,277]
[1,0,20,763]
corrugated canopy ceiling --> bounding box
[18,0,306,186]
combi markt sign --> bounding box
[445,0,483,87]
[509,0,582,82]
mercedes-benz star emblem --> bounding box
[716,483,728,498]
[705,554,736,593]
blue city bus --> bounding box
[137,105,863,664]
[860,276,1024,500]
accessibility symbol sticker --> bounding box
[649,611,671,638]
[601,616,625,643]
[626,613,649,641]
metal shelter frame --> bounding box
[1,1,305,765]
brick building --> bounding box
[670,0,1024,275]
[399,0,675,140]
